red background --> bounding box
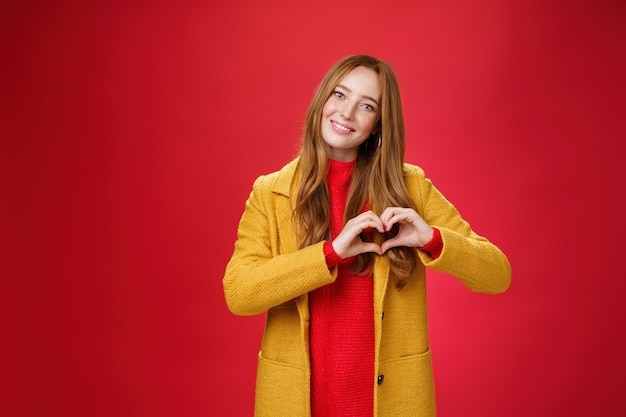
[1,1,625,416]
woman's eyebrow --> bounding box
[336,84,380,106]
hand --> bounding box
[379,207,433,254]
[331,210,385,259]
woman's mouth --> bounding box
[331,120,354,134]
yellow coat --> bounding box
[223,158,511,416]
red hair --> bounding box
[293,55,418,288]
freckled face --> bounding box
[320,66,381,162]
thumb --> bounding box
[361,242,383,256]
[380,238,401,254]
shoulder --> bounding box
[402,162,427,188]
[252,157,299,195]
[402,162,425,177]
[402,162,433,209]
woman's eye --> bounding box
[362,104,375,111]
[333,91,345,99]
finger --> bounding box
[381,211,410,231]
[386,210,421,231]
[379,207,397,225]
[347,213,385,233]
[378,208,392,231]
[336,220,384,250]
[348,219,384,235]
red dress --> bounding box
[309,159,375,417]
[308,159,443,416]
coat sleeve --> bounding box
[222,175,337,316]
[406,165,511,294]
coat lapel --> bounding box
[271,158,312,355]
[271,158,300,255]
[373,255,390,363]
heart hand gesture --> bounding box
[379,207,433,253]
[331,208,433,259]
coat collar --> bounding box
[271,157,300,198]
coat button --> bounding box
[377,374,384,385]
[381,312,385,320]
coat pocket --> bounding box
[376,349,436,417]
[254,352,310,417]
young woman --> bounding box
[223,54,511,416]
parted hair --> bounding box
[292,54,418,289]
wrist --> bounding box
[421,227,434,247]
[324,241,344,267]
[331,240,349,259]
[419,227,443,259]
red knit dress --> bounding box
[308,160,444,416]
[309,159,375,417]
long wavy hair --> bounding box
[293,54,418,289]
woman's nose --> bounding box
[340,101,356,120]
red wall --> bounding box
[1,1,624,416]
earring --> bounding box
[377,134,382,148]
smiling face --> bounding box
[320,66,381,162]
